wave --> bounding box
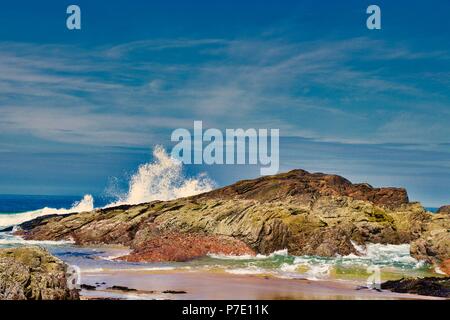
[347,242,423,267]
[225,267,268,275]
[0,146,214,228]
[208,249,289,260]
[0,235,74,246]
[203,243,432,281]
[0,195,94,228]
[106,145,214,207]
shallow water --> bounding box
[0,231,439,282]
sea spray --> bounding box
[107,146,214,207]
[0,146,214,228]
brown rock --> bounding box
[437,205,450,214]
[0,247,79,300]
[440,259,450,276]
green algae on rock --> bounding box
[0,246,79,300]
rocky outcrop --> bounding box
[410,211,450,269]
[0,247,79,300]
[17,169,449,266]
[381,277,450,298]
[437,205,450,214]
[193,169,409,208]
[124,230,255,262]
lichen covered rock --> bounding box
[410,211,450,269]
[0,246,79,300]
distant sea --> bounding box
[0,194,112,214]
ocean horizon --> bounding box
[0,194,114,214]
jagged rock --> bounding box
[437,205,450,214]
[125,229,255,262]
[0,247,79,300]
[381,277,450,298]
[107,286,137,292]
[440,259,450,275]
[193,169,409,208]
[18,169,449,266]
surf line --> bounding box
[171,121,279,175]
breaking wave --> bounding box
[107,146,214,207]
[0,146,214,228]
[0,195,94,228]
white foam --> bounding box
[225,267,267,275]
[0,238,74,246]
[347,242,420,265]
[0,146,214,228]
[0,194,94,228]
[106,146,214,207]
[303,264,332,280]
[434,266,447,275]
[97,250,132,261]
[208,249,288,260]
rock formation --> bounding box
[381,277,450,298]
[410,209,450,267]
[0,246,79,300]
[437,205,450,214]
[17,169,449,271]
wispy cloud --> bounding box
[0,36,449,148]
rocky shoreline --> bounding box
[0,247,79,300]
[15,169,450,274]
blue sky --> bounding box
[0,0,449,206]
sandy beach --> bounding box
[78,269,443,300]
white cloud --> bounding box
[0,37,448,148]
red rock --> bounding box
[194,169,409,208]
[119,231,255,262]
[440,259,450,276]
[437,205,450,214]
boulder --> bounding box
[440,259,450,276]
[381,277,450,298]
[0,246,79,300]
[437,205,450,214]
[410,211,450,267]
[18,169,448,266]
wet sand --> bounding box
[79,269,443,300]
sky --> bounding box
[0,0,449,206]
